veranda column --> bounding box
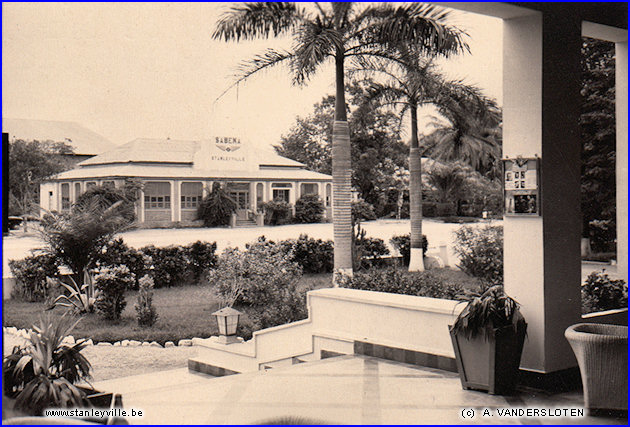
[615,41,628,280]
[503,11,583,373]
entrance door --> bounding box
[230,190,249,220]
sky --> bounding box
[2,2,503,149]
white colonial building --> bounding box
[41,137,333,227]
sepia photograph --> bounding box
[2,2,627,425]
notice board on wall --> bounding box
[503,156,541,216]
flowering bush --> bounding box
[94,265,135,320]
[210,242,307,337]
[582,271,627,314]
[135,275,158,327]
[453,225,503,286]
[95,238,150,289]
[9,254,60,302]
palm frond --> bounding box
[212,2,306,41]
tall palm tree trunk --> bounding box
[332,52,353,281]
[408,103,424,271]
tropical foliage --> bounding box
[39,198,129,278]
[49,273,97,314]
[3,313,92,416]
[452,285,525,340]
[74,179,142,224]
[423,83,502,180]
[197,184,237,227]
[213,1,468,274]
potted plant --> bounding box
[3,312,125,424]
[449,285,527,395]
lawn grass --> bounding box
[3,274,333,344]
[3,268,474,344]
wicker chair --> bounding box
[565,323,627,412]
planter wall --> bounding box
[450,323,527,395]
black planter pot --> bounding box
[78,386,127,425]
[449,322,527,395]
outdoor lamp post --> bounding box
[212,307,242,344]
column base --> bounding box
[408,248,425,272]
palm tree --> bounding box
[424,83,502,180]
[355,55,454,271]
[213,2,467,277]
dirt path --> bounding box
[3,332,198,382]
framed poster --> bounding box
[503,156,540,216]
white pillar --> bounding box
[616,41,628,280]
[172,180,179,222]
[503,12,583,373]
[139,188,145,223]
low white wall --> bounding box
[309,288,463,358]
[192,287,464,374]
[582,308,628,326]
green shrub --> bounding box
[141,245,188,288]
[210,243,307,337]
[390,234,428,266]
[338,266,463,300]
[185,241,217,282]
[95,238,150,289]
[94,265,135,320]
[453,225,503,286]
[135,275,158,327]
[352,200,377,222]
[582,271,627,314]
[262,200,293,225]
[8,254,60,302]
[356,236,390,269]
[279,234,334,274]
[197,184,237,227]
[294,194,324,223]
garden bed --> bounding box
[3,275,333,344]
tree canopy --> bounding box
[580,37,616,246]
[275,80,408,217]
[8,140,74,216]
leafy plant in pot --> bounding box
[3,313,125,423]
[449,285,527,395]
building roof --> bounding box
[79,138,305,168]
[52,163,333,181]
[51,137,331,182]
[2,118,116,156]
[80,138,198,165]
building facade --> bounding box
[41,137,333,227]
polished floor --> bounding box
[93,355,626,425]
